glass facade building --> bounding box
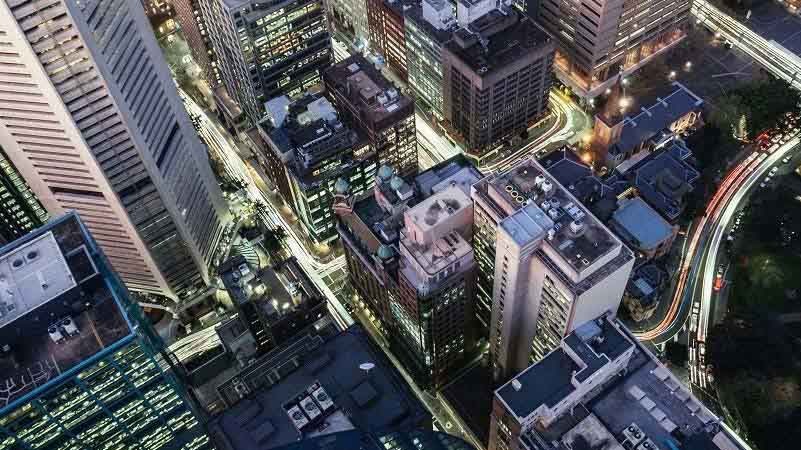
[0,214,211,450]
[0,146,48,245]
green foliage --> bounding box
[261,226,287,256]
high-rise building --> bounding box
[404,0,457,121]
[326,0,370,45]
[489,313,750,450]
[141,0,174,18]
[0,146,48,244]
[0,0,229,304]
[200,0,333,125]
[335,156,482,389]
[0,213,212,450]
[172,0,221,87]
[324,55,418,178]
[442,6,554,159]
[530,0,690,98]
[366,0,415,81]
[471,157,634,381]
[257,94,377,244]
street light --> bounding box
[669,70,677,80]
[685,61,693,70]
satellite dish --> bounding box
[359,362,375,375]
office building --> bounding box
[257,94,377,244]
[471,157,634,381]
[489,313,750,450]
[200,0,333,125]
[207,325,431,449]
[366,0,415,81]
[0,146,48,244]
[0,213,212,450]
[172,0,221,87]
[532,0,691,98]
[326,0,370,45]
[218,255,328,353]
[404,0,457,121]
[443,6,554,159]
[142,0,174,17]
[335,156,482,388]
[324,55,419,178]
[0,0,229,304]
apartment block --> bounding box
[443,5,554,159]
[0,0,229,303]
[0,213,212,450]
[256,94,377,244]
[200,0,333,125]
[532,0,691,98]
[324,55,418,178]
[489,314,750,450]
[335,156,482,388]
[471,157,634,381]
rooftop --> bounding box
[207,326,430,450]
[324,55,413,129]
[269,430,476,450]
[405,1,456,45]
[487,158,622,274]
[627,138,700,222]
[496,315,748,450]
[446,10,552,76]
[414,155,482,197]
[610,197,675,251]
[605,82,704,155]
[0,214,133,414]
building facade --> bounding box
[0,213,211,450]
[0,146,48,244]
[471,158,634,381]
[257,94,378,244]
[200,0,333,125]
[532,0,690,98]
[489,314,750,450]
[324,55,418,178]
[366,0,414,81]
[0,0,229,304]
[172,0,221,87]
[443,7,554,159]
[326,0,370,45]
[404,0,457,121]
[335,156,482,389]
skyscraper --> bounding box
[471,157,634,381]
[0,0,229,303]
[0,213,212,450]
[0,146,48,245]
[200,0,333,126]
[172,0,221,87]
[530,0,690,98]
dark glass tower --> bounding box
[0,146,48,245]
[0,213,211,450]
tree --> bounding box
[708,93,746,138]
[261,226,287,256]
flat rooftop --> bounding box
[498,316,747,450]
[610,197,674,251]
[488,158,622,273]
[0,214,133,414]
[447,11,552,75]
[324,55,413,127]
[208,326,430,450]
[414,155,482,197]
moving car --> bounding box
[713,265,725,292]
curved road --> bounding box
[635,137,799,347]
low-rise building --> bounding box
[219,255,328,353]
[609,197,678,261]
[207,325,431,449]
[489,313,750,450]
